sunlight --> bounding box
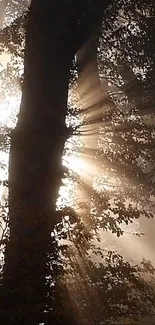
[57,178,75,209]
[0,95,20,127]
[0,25,153,281]
[94,173,121,191]
[0,79,20,228]
[63,154,88,174]
[0,93,20,195]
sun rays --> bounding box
[0,32,155,325]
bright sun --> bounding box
[63,155,87,173]
[0,95,20,127]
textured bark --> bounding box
[0,2,74,324]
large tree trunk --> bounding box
[0,2,74,324]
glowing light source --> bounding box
[0,95,20,127]
[63,155,87,173]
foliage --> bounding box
[0,0,155,324]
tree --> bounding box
[0,1,111,324]
[0,0,155,324]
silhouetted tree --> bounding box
[0,1,112,324]
[0,1,155,325]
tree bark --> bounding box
[0,2,74,324]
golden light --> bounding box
[56,177,75,209]
[0,20,154,311]
[0,95,20,127]
[63,155,86,173]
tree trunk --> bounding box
[0,2,74,324]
